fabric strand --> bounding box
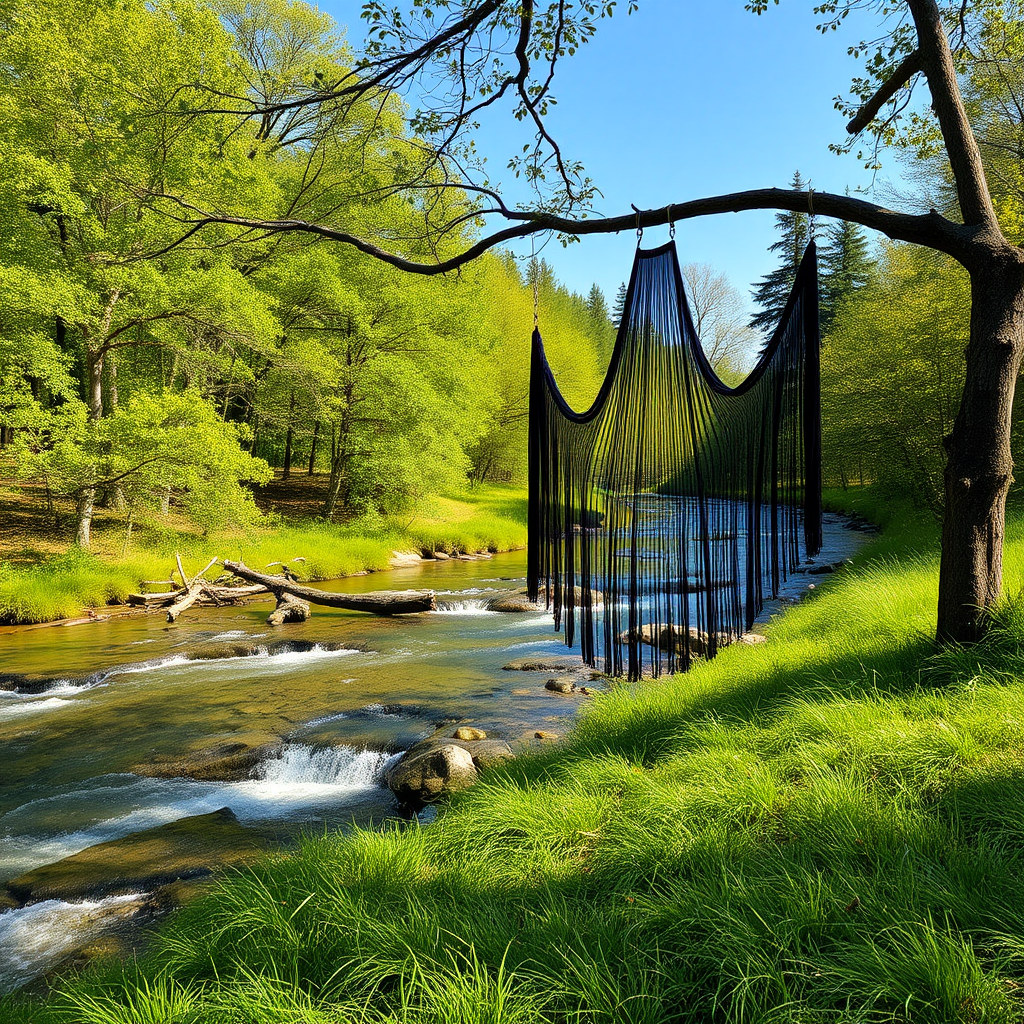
[527,241,823,679]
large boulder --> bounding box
[385,742,478,806]
[486,589,545,612]
[488,586,602,613]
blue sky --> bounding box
[316,1,913,309]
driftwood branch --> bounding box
[267,593,311,626]
[167,583,204,623]
[222,560,436,614]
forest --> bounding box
[2,1,1024,1022]
[1,0,1020,591]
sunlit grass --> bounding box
[8,488,1023,1021]
[0,485,528,624]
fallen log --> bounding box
[222,560,436,615]
[167,582,205,623]
[127,583,268,609]
[267,593,311,626]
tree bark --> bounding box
[937,245,1024,641]
[75,489,94,548]
[282,391,296,479]
[308,420,320,475]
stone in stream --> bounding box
[453,726,487,741]
[503,655,587,672]
[534,731,560,740]
[544,677,577,694]
[487,586,601,613]
[385,743,478,806]
[134,737,284,782]
[4,808,264,907]
[385,733,516,807]
[486,589,545,613]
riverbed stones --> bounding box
[544,676,577,694]
[534,731,559,740]
[385,742,477,805]
[4,808,263,906]
[453,726,487,741]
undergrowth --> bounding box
[5,491,1024,1022]
[0,485,528,624]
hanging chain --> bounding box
[531,234,539,328]
[668,204,675,239]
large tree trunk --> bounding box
[937,248,1024,642]
[75,488,95,547]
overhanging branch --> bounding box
[148,188,967,274]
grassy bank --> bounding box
[7,491,1024,1022]
[0,484,528,625]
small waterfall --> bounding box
[0,893,147,993]
[256,744,395,787]
[433,599,496,615]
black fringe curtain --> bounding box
[527,240,822,679]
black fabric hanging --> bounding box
[527,240,822,679]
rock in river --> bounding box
[544,677,577,694]
[385,743,478,806]
[4,808,263,907]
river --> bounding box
[0,513,866,991]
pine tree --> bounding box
[585,283,615,362]
[819,215,875,334]
[749,170,813,339]
[611,282,628,330]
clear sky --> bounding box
[315,1,912,311]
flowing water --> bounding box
[0,514,865,990]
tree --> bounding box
[585,284,616,365]
[682,262,758,379]
[611,283,628,330]
[153,0,1024,645]
[750,171,814,338]
[822,244,969,506]
[819,214,876,334]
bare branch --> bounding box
[846,49,923,135]
[145,187,967,275]
[907,0,996,227]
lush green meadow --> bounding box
[0,484,528,625]
[5,490,1021,1022]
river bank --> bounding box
[0,508,869,997]
[0,479,529,626]
[5,492,1023,1022]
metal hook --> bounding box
[632,203,643,245]
[667,204,675,239]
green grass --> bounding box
[0,485,528,624]
[7,490,1024,1021]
